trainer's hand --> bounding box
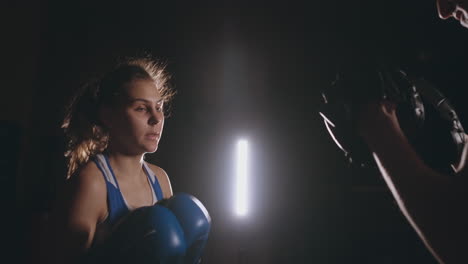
[451,134,468,175]
[357,100,400,140]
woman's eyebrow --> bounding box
[129,98,164,104]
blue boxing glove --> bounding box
[163,193,211,264]
[84,205,187,264]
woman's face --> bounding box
[106,79,165,155]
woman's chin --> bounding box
[137,139,160,154]
[144,144,159,153]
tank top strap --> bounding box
[142,162,164,201]
[92,153,129,225]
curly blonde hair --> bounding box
[62,57,176,178]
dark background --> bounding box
[3,0,468,263]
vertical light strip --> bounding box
[236,139,249,216]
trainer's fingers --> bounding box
[381,100,397,116]
[452,134,468,174]
[357,100,399,137]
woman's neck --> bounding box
[105,150,145,181]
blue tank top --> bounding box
[91,153,164,245]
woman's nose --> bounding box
[437,0,457,19]
[148,110,162,125]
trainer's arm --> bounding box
[358,101,468,264]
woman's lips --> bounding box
[145,133,160,141]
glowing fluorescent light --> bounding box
[235,139,249,217]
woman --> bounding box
[44,57,177,263]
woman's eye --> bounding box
[156,103,164,112]
[136,107,147,112]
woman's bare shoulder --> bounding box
[47,160,107,260]
[59,160,107,214]
[69,160,105,191]
[59,159,108,224]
